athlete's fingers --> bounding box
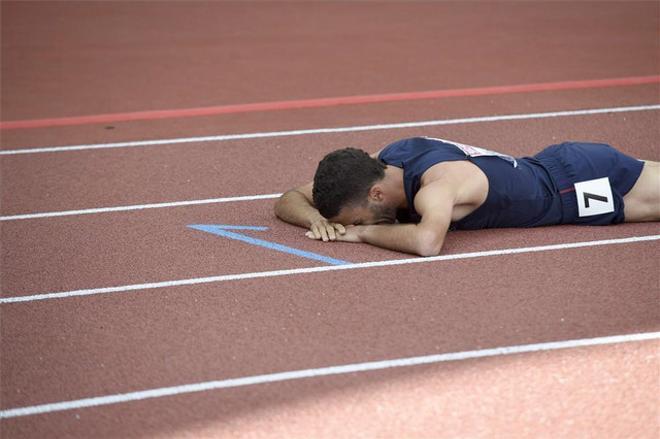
[326,224,337,241]
[319,225,329,242]
[311,224,322,240]
[334,223,346,234]
[305,231,315,239]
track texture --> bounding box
[1,2,659,438]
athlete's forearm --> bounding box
[358,223,445,256]
[274,190,324,228]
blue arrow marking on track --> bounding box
[188,224,350,266]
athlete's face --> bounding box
[331,199,397,226]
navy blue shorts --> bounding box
[534,142,644,225]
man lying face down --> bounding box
[274,137,660,256]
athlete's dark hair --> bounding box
[313,147,386,219]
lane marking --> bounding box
[1,234,658,304]
[1,75,658,130]
[0,193,282,222]
[1,104,657,222]
[188,224,350,266]
[1,104,658,156]
[1,331,658,419]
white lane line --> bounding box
[2,235,658,304]
[2,104,659,222]
[1,104,658,155]
[1,331,658,419]
[0,193,282,221]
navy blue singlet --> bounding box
[377,137,644,229]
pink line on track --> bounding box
[2,75,659,130]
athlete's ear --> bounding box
[368,184,385,202]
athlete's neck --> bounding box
[384,165,408,209]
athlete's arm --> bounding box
[274,149,383,241]
[274,182,346,241]
[343,179,455,256]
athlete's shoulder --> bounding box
[377,137,440,159]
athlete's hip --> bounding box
[533,142,644,225]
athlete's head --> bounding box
[313,148,398,225]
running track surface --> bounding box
[1,2,659,438]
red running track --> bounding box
[1,2,659,438]
[2,75,658,129]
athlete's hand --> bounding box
[307,218,346,242]
[306,224,363,243]
[333,225,363,243]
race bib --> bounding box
[424,137,518,168]
[574,177,615,217]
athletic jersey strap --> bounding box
[422,137,518,168]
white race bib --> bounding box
[574,177,615,217]
[424,137,518,167]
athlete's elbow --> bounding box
[274,190,295,219]
[415,231,443,257]
[273,198,284,220]
[416,245,442,257]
